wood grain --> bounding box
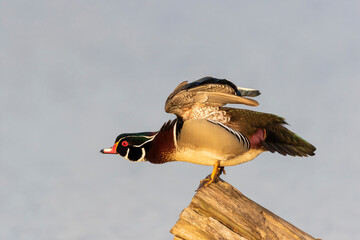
[170,180,318,240]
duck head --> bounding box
[100,132,157,161]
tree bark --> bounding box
[170,180,319,240]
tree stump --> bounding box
[170,180,319,240]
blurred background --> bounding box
[1,1,359,239]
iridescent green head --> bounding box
[100,132,157,161]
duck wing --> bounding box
[165,77,260,119]
[223,108,316,157]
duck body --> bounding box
[149,118,254,167]
[101,77,316,188]
[102,108,315,167]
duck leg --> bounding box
[197,161,225,190]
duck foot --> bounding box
[197,165,225,191]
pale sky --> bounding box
[1,1,359,239]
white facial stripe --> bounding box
[133,135,157,147]
[124,148,130,160]
[118,135,154,143]
[137,147,146,162]
[119,134,157,148]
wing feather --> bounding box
[165,77,260,118]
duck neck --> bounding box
[146,118,182,164]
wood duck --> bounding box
[101,77,316,188]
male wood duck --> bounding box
[101,77,316,188]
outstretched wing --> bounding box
[223,108,316,157]
[165,77,260,119]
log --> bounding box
[170,180,319,240]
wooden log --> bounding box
[170,180,319,240]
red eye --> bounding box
[121,141,129,147]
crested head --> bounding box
[100,132,157,162]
